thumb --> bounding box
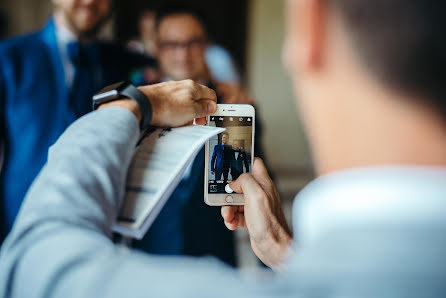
[229,178,243,194]
[229,173,260,195]
[194,99,217,119]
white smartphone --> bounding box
[204,104,255,206]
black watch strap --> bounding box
[120,84,152,129]
[93,81,152,130]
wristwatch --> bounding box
[92,81,152,129]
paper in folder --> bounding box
[113,125,225,239]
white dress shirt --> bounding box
[54,20,77,89]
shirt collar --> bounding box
[54,17,78,47]
[293,166,446,245]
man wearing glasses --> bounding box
[132,7,240,266]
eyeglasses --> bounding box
[158,38,206,53]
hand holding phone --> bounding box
[204,104,255,206]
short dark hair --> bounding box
[154,5,208,37]
[331,0,446,113]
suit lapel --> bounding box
[40,18,76,125]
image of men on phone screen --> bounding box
[208,117,253,193]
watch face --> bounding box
[92,81,131,106]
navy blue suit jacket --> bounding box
[211,143,225,171]
[0,19,155,242]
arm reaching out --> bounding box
[99,79,217,127]
[0,81,235,298]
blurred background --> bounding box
[0,0,314,267]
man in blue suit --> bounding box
[211,132,235,182]
[0,0,155,244]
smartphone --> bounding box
[204,104,255,206]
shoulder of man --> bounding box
[0,30,44,57]
[0,30,48,80]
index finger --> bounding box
[194,83,217,103]
[251,158,274,186]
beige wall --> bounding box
[1,0,52,36]
[247,0,313,174]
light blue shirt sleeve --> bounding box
[0,107,267,298]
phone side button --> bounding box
[225,196,234,203]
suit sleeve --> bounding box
[0,107,247,298]
[211,144,218,171]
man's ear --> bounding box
[294,0,326,71]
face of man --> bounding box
[222,134,228,145]
[53,0,111,38]
[157,14,208,82]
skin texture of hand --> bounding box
[99,80,217,127]
[221,158,292,269]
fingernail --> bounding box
[208,102,217,113]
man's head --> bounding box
[155,8,209,82]
[232,140,240,150]
[283,0,446,174]
[221,132,229,145]
[53,0,111,39]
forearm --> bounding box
[0,82,254,298]
[0,107,140,297]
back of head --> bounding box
[285,0,446,174]
[332,0,446,115]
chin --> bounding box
[72,12,105,33]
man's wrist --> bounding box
[259,225,292,270]
[98,99,142,122]
[137,85,160,126]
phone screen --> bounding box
[208,116,253,194]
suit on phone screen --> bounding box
[211,143,235,182]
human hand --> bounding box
[216,83,254,105]
[141,80,217,127]
[221,158,292,269]
[99,80,217,128]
